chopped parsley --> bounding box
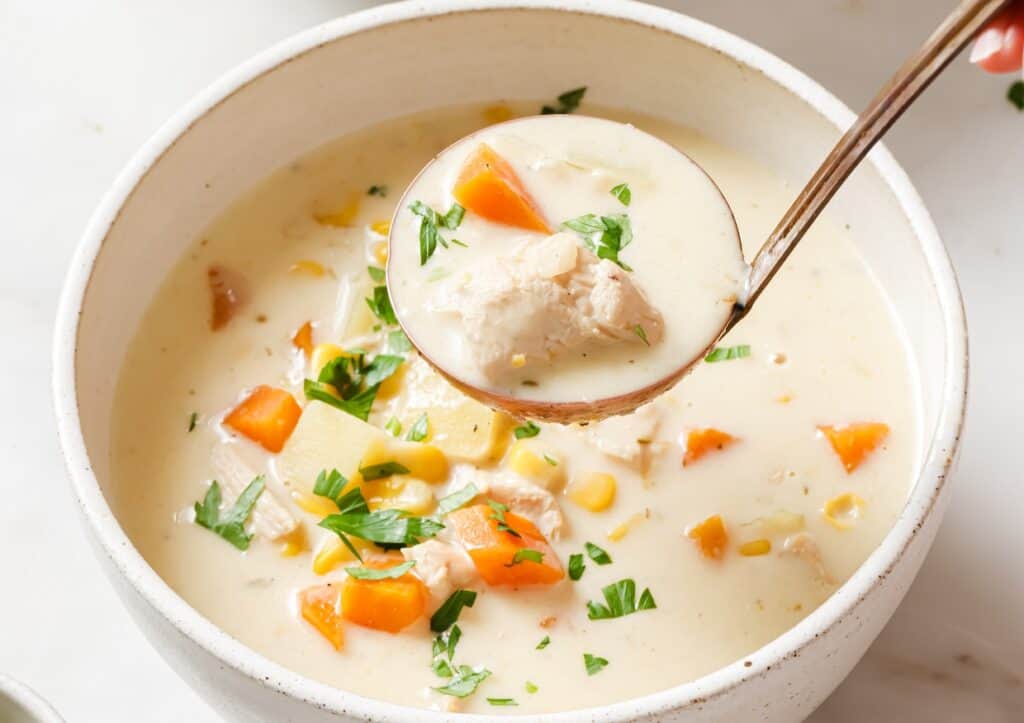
[634,324,650,346]
[365,284,398,325]
[586,579,656,620]
[436,483,479,516]
[704,344,751,363]
[367,265,385,282]
[1009,80,1024,110]
[304,379,377,421]
[584,653,609,676]
[487,500,522,538]
[536,635,551,650]
[313,469,350,505]
[387,329,413,353]
[384,416,402,437]
[525,681,539,694]
[431,658,454,678]
[410,200,466,265]
[318,487,442,559]
[610,182,631,206]
[187,411,198,432]
[345,560,415,580]
[193,477,265,551]
[362,354,404,387]
[367,184,388,197]
[430,590,478,632]
[406,412,429,442]
[358,460,410,481]
[487,698,518,706]
[568,553,585,581]
[513,420,541,439]
[304,349,404,421]
[435,666,491,698]
[543,454,558,466]
[585,542,612,565]
[507,549,544,567]
[541,86,587,115]
[562,213,634,271]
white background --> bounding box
[2,1,1021,720]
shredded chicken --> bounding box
[449,466,565,540]
[584,402,661,471]
[434,232,664,380]
[781,532,835,585]
[402,539,478,608]
[211,444,297,541]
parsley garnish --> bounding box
[406,413,429,442]
[304,349,404,421]
[410,200,466,265]
[487,500,522,538]
[585,542,612,565]
[193,477,265,551]
[304,380,377,421]
[187,412,198,432]
[543,454,558,466]
[387,329,413,353]
[367,265,385,282]
[434,623,462,661]
[507,549,544,567]
[568,553,585,581]
[610,182,631,206]
[432,658,454,678]
[345,560,416,580]
[513,420,540,439]
[586,579,656,620]
[434,666,491,698]
[536,635,551,650]
[358,460,410,481]
[487,698,518,706]
[541,86,587,114]
[584,653,609,676]
[385,416,402,437]
[431,590,478,632]
[319,487,442,558]
[562,213,634,271]
[525,681,539,694]
[704,344,751,363]
[436,483,479,516]
[313,469,350,505]
[367,184,388,197]
[365,285,398,325]
[634,325,650,346]
[1009,80,1024,111]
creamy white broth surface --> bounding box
[110,101,917,715]
[388,115,746,402]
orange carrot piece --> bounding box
[687,514,728,560]
[299,584,345,650]
[819,422,890,473]
[208,264,248,330]
[224,385,302,453]
[683,428,736,466]
[292,321,314,358]
[341,559,427,633]
[453,144,551,233]
[446,504,563,586]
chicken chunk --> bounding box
[402,539,478,609]
[449,466,565,540]
[584,402,661,471]
[434,232,664,380]
[781,532,836,586]
[212,443,298,541]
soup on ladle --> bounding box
[387,115,747,422]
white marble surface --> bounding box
[3,0,1021,720]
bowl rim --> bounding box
[0,675,65,723]
[51,1,968,720]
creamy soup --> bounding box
[388,115,746,403]
[110,99,918,715]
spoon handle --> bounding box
[736,0,1012,318]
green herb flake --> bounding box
[513,420,541,439]
[304,379,377,421]
[704,344,752,363]
[318,487,442,555]
[434,666,491,698]
[362,354,404,387]
[358,460,411,481]
[387,329,413,353]
[525,681,539,694]
[487,499,522,538]
[541,86,587,115]
[568,553,585,581]
[313,469,350,505]
[430,590,478,632]
[506,549,544,567]
[193,477,265,551]
[584,542,612,565]
[586,579,657,620]
[543,454,558,466]
[345,560,416,580]
[584,653,609,676]
[610,182,631,206]
[385,416,402,437]
[634,325,650,346]
[561,213,634,271]
[536,635,551,650]
[187,412,198,432]
[365,285,398,325]
[410,200,466,266]
[367,184,388,197]
[367,265,385,282]
[406,412,429,442]
[431,658,454,678]
[436,483,479,516]
[487,698,518,707]
[1009,80,1024,111]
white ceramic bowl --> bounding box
[0,675,64,723]
[52,1,968,721]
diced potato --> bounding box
[358,437,449,484]
[311,343,345,377]
[823,492,866,530]
[279,401,385,492]
[364,477,435,515]
[506,440,566,491]
[567,472,616,512]
[738,538,771,556]
[743,509,806,536]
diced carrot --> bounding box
[292,321,314,358]
[453,144,551,233]
[341,559,427,633]
[208,264,248,330]
[224,385,302,453]
[446,504,563,586]
[683,428,736,466]
[687,514,728,560]
[299,584,345,650]
[818,422,890,473]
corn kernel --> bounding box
[567,472,616,512]
[365,477,435,515]
[311,343,345,377]
[739,538,772,556]
[372,240,389,266]
[376,362,407,401]
[776,394,793,404]
[823,492,866,530]
[290,259,326,277]
[506,440,566,491]
[280,527,307,557]
[292,490,340,518]
[370,220,391,237]
[510,353,526,368]
[313,537,356,575]
[607,510,649,541]
[314,194,361,227]
[483,103,514,125]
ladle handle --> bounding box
[734,0,1012,321]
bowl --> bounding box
[0,675,64,723]
[52,1,968,721]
